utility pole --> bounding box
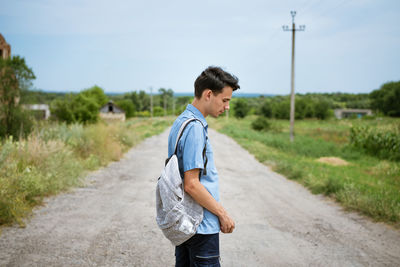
[283,11,305,142]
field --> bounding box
[0,117,175,227]
[2,113,400,229]
[209,116,400,227]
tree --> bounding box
[115,99,135,118]
[50,94,76,124]
[233,98,250,118]
[72,94,99,124]
[81,85,108,107]
[295,98,307,119]
[274,99,290,119]
[0,56,35,139]
[260,100,273,118]
[126,91,141,112]
[313,99,331,120]
[158,88,174,110]
[370,81,400,117]
[50,91,101,124]
[138,90,150,111]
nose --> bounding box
[225,103,230,111]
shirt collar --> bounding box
[186,104,208,128]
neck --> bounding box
[191,98,208,118]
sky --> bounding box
[1,0,399,95]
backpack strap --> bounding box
[172,118,208,176]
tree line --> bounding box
[1,55,399,140]
[231,84,399,120]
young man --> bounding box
[168,66,240,266]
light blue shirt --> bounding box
[168,104,220,234]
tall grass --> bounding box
[209,116,400,227]
[0,117,174,226]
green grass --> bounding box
[209,116,400,227]
[0,117,174,227]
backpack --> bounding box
[156,118,207,246]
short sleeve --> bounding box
[179,122,206,172]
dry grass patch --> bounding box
[317,157,349,166]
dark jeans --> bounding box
[175,233,220,267]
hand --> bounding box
[219,211,235,234]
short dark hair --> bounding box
[194,66,240,98]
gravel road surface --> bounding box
[1,128,400,266]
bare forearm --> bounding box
[184,168,235,233]
[184,180,226,217]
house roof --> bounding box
[99,101,125,114]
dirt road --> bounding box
[1,128,400,266]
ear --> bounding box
[203,89,212,101]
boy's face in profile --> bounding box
[208,86,233,118]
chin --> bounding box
[210,114,219,118]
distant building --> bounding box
[334,109,372,119]
[99,101,125,121]
[0,34,11,59]
[22,104,51,120]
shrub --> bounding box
[313,99,331,120]
[153,106,164,117]
[50,93,100,124]
[0,108,34,139]
[137,110,150,117]
[274,100,290,119]
[260,100,273,118]
[233,98,250,119]
[251,117,271,131]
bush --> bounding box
[233,98,250,119]
[0,107,34,140]
[50,93,100,124]
[137,110,150,117]
[260,100,273,118]
[274,100,290,119]
[251,117,271,131]
[313,99,331,120]
[153,106,164,117]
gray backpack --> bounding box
[156,118,207,246]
